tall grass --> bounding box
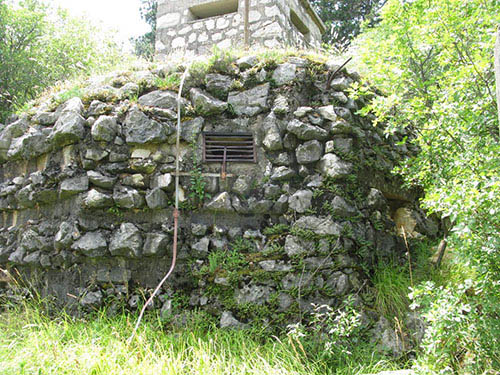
[0,300,404,375]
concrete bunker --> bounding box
[155,0,326,58]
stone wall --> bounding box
[0,52,437,328]
[156,0,326,59]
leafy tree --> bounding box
[310,0,387,51]
[0,0,125,122]
[130,0,157,61]
[354,0,500,372]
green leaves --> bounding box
[354,0,500,371]
[0,1,126,122]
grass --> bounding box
[0,300,405,375]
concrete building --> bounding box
[155,0,326,58]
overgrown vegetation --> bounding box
[0,299,406,375]
[0,0,131,122]
[354,0,500,372]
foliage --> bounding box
[311,0,387,51]
[354,0,500,372]
[130,0,157,61]
[0,300,406,375]
[0,0,127,122]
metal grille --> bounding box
[202,132,256,163]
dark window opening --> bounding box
[203,132,256,163]
[290,9,310,37]
[189,0,238,20]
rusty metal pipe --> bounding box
[128,61,192,343]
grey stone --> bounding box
[367,188,387,210]
[84,189,113,208]
[19,229,49,252]
[23,252,41,266]
[109,223,142,258]
[71,231,108,257]
[329,119,356,135]
[287,119,328,141]
[272,63,297,85]
[329,77,352,91]
[371,316,405,356]
[205,74,232,99]
[232,176,252,196]
[50,110,86,148]
[190,88,227,115]
[60,176,89,198]
[296,140,323,164]
[289,190,313,213]
[284,235,314,257]
[143,233,169,256]
[96,267,131,283]
[113,185,144,208]
[236,55,258,70]
[151,173,173,191]
[7,130,50,160]
[317,105,338,122]
[294,107,313,117]
[293,216,342,236]
[91,115,119,142]
[85,148,109,161]
[220,311,245,329]
[247,198,273,213]
[332,91,349,104]
[324,271,350,295]
[319,154,353,178]
[206,192,234,212]
[54,221,78,250]
[57,97,83,114]
[138,90,187,110]
[124,107,171,144]
[335,107,352,121]
[262,113,283,151]
[270,166,296,181]
[119,82,140,99]
[273,194,288,214]
[80,291,103,307]
[272,95,289,115]
[87,100,112,116]
[235,284,272,305]
[259,260,292,272]
[181,117,204,143]
[146,188,168,209]
[8,248,26,264]
[32,111,57,126]
[191,223,207,237]
[331,196,358,217]
[228,83,269,116]
[87,171,116,189]
[192,237,209,256]
[15,184,35,208]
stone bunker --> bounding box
[156,0,326,58]
[0,53,438,328]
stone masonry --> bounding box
[156,0,326,58]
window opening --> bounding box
[189,0,238,20]
[203,132,256,178]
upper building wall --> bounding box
[155,0,326,58]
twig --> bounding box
[326,57,353,90]
[401,227,413,288]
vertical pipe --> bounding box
[244,0,250,49]
[128,62,192,343]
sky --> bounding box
[48,0,150,48]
